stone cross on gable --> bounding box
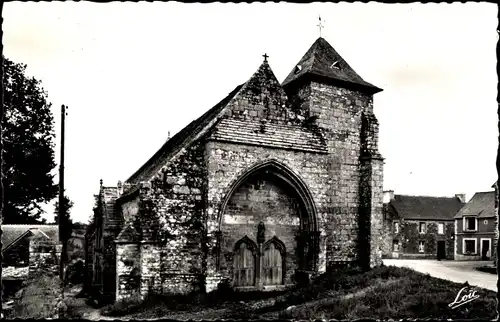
[263,53,269,62]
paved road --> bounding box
[383,259,497,292]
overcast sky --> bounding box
[3,2,498,224]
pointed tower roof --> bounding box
[282,37,382,94]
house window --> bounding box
[393,240,399,252]
[464,217,477,232]
[393,222,399,234]
[438,223,444,235]
[418,241,425,253]
[419,222,426,234]
[464,239,476,254]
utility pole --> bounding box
[59,105,67,282]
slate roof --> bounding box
[282,37,382,94]
[2,225,59,252]
[209,118,328,153]
[389,195,465,221]
[126,84,243,184]
[454,191,496,219]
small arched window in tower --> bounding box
[330,61,340,70]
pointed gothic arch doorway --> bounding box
[217,160,319,289]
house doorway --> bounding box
[437,241,446,260]
[481,239,491,260]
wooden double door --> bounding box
[233,239,284,287]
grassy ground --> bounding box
[95,265,497,320]
[7,270,62,319]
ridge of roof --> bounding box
[282,37,382,94]
[389,194,464,220]
[125,83,244,184]
[394,194,460,199]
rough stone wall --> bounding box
[222,61,303,126]
[121,197,139,223]
[116,243,141,301]
[287,80,383,270]
[219,174,302,286]
[2,266,29,279]
[205,141,356,290]
[380,204,401,258]
[137,140,207,296]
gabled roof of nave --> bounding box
[282,37,382,94]
[125,60,293,185]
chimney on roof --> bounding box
[455,193,466,203]
[383,190,394,204]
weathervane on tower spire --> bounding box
[317,15,324,38]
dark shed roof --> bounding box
[2,225,59,252]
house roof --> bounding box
[125,83,243,185]
[1,225,59,252]
[282,37,382,94]
[454,191,496,219]
[389,195,465,220]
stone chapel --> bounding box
[84,36,385,303]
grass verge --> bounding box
[100,265,497,320]
[8,270,62,319]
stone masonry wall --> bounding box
[116,243,141,301]
[219,174,302,286]
[286,80,383,270]
[396,220,454,259]
[205,141,360,290]
[138,140,207,296]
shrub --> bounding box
[64,259,85,285]
[10,272,61,319]
[101,294,144,316]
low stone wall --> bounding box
[2,266,29,279]
[161,273,200,295]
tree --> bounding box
[2,56,58,224]
[54,193,74,243]
[54,194,74,224]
